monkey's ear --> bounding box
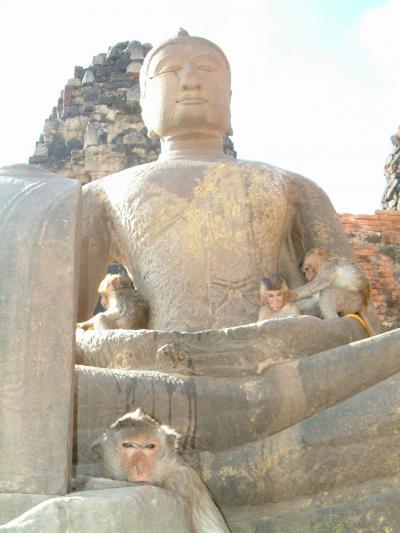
[251,289,261,302]
[315,247,326,257]
[169,432,185,453]
[161,424,182,451]
[110,276,121,289]
[91,436,105,458]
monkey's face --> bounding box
[261,288,285,312]
[301,262,316,281]
[117,430,160,483]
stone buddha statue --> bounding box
[78,30,373,336]
[2,32,399,532]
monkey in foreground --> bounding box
[92,409,230,533]
[258,275,301,321]
[294,247,377,334]
[77,273,148,330]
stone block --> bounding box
[129,44,144,60]
[84,145,127,173]
[82,69,95,85]
[0,487,190,532]
[0,164,80,495]
[66,78,81,87]
[126,61,141,77]
[33,143,48,159]
[92,53,106,66]
[126,86,140,104]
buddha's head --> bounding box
[140,29,232,140]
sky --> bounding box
[0,0,399,214]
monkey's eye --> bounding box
[143,443,156,449]
[122,442,135,448]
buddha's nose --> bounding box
[180,63,201,91]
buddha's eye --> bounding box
[156,65,182,76]
[143,443,156,449]
[197,64,215,72]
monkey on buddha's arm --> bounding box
[77,273,148,330]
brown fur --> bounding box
[258,275,301,321]
[295,248,376,333]
[92,409,230,533]
[78,273,148,330]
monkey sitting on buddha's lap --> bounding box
[91,409,230,532]
[77,273,148,330]
[293,247,376,334]
[257,274,301,321]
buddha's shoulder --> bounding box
[82,162,159,194]
[232,159,322,188]
[82,158,321,195]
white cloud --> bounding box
[358,0,400,84]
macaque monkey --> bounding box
[258,275,301,321]
[294,247,376,334]
[92,409,230,533]
[77,273,148,330]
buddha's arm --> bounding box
[292,176,353,261]
[77,185,113,321]
[291,177,380,331]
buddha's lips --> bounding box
[176,96,208,104]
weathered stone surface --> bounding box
[0,164,80,495]
[383,127,400,210]
[75,316,368,374]
[202,369,400,507]
[74,329,400,471]
[0,487,190,532]
[126,61,141,76]
[226,478,400,531]
[82,69,95,85]
[0,494,51,525]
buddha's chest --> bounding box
[115,164,290,254]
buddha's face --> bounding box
[141,42,231,138]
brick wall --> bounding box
[338,210,400,331]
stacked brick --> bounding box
[338,211,400,331]
[382,127,400,209]
[29,41,161,183]
[29,40,236,184]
